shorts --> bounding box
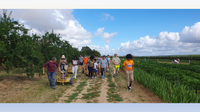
[79,62,83,65]
[92,69,97,73]
[113,65,119,71]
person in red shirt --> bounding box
[122,54,134,92]
[43,57,60,90]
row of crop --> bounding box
[145,60,200,73]
[133,61,200,92]
[118,55,200,61]
[134,68,200,103]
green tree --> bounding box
[92,49,101,57]
[81,46,93,56]
[0,10,101,77]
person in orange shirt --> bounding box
[122,54,134,92]
[83,55,89,75]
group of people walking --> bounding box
[42,53,135,92]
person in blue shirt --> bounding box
[106,55,111,71]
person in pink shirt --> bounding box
[43,57,61,90]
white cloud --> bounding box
[5,9,93,48]
[119,22,200,56]
[102,13,114,20]
[89,45,117,55]
[95,27,104,36]
[179,22,200,43]
[95,27,118,44]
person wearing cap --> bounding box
[83,55,89,75]
[100,55,108,79]
[112,53,121,77]
[60,55,67,71]
[43,57,61,90]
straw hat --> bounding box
[61,55,65,58]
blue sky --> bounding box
[72,9,200,50]
[6,9,200,56]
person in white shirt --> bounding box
[173,59,178,64]
[93,59,98,79]
[72,56,79,79]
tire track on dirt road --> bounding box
[96,78,109,103]
[56,79,81,103]
[110,66,131,103]
[71,79,93,103]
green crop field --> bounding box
[117,58,200,103]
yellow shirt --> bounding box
[123,60,134,71]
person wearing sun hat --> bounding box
[60,55,67,71]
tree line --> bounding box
[0,10,100,77]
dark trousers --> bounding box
[60,64,65,71]
[101,68,106,77]
[88,67,93,78]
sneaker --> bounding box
[95,76,96,79]
[129,84,132,89]
[116,74,118,77]
[51,87,56,90]
[127,88,131,91]
[102,76,103,78]
[113,74,115,77]
[104,76,106,79]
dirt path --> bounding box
[110,62,163,103]
[71,80,91,103]
[56,79,81,103]
[96,78,109,103]
[0,63,163,103]
[56,63,164,103]
[158,61,189,65]
[117,69,163,103]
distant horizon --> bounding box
[108,54,200,57]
